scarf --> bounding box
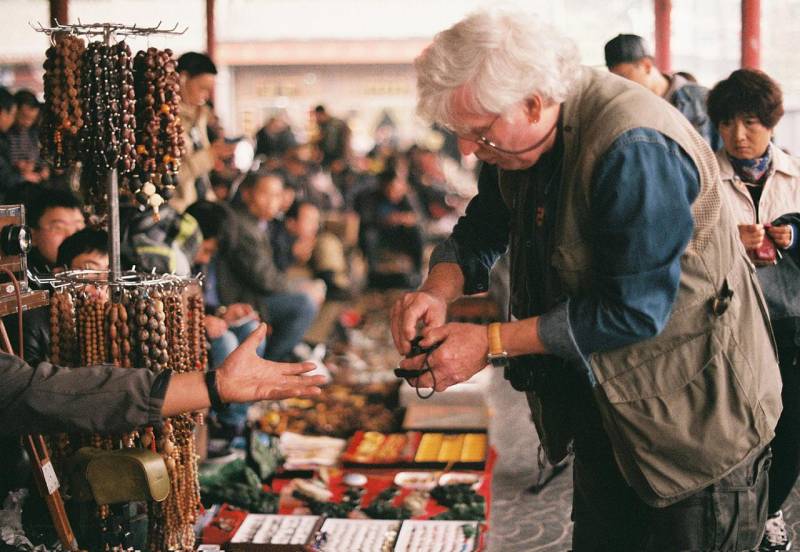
[728,145,772,184]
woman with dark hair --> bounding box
[708,68,800,552]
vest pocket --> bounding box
[597,325,767,502]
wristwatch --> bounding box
[487,322,509,368]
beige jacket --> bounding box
[171,103,217,213]
[717,145,800,225]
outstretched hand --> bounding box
[216,323,325,402]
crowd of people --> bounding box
[0,9,799,550]
[0,51,466,456]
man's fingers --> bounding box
[402,300,430,345]
[420,324,449,347]
[398,355,427,371]
[283,374,327,387]
[278,385,322,398]
[423,306,447,330]
[278,361,317,375]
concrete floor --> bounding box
[484,366,800,551]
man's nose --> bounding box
[457,137,478,157]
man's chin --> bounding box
[493,159,534,171]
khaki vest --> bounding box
[499,67,781,506]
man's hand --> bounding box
[390,291,448,355]
[738,223,765,250]
[204,315,228,340]
[221,303,257,324]
[398,323,488,391]
[767,224,793,249]
[216,323,325,402]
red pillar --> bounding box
[741,0,761,68]
[654,0,672,73]
[49,0,68,26]
[206,0,216,61]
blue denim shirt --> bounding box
[668,80,722,152]
[430,128,700,372]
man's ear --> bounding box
[640,57,655,75]
[524,96,543,124]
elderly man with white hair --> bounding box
[390,7,781,551]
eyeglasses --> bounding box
[451,114,558,156]
[38,221,85,235]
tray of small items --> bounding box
[227,515,482,552]
[342,431,488,469]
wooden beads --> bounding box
[49,281,206,551]
[133,292,169,372]
[187,293,207,372]
[131,47,184,216]
[42,35,85,169]
[50,290,78,366]
[108,301,131,367]
[152,415,200,551]
[77,293,107,365]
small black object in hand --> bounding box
[394,336,442,399]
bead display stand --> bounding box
[31,19,187,287]
[31,20,204,552]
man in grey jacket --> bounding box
[217,171,317,361]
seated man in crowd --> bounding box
[272,199,351,300]
[357,165,425,284]
[27,187,85,273]
[23,228,110,365]
[56,227,109,272]
[7,89,48,186]
[218,171,317,361]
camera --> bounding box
[0,205,49,317]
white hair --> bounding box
[415,7,581,128]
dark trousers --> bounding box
[360,226,424,271]
[570,378,770,551]
[768,342,800,513]
[261,292,317,361]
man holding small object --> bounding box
[391,7,781,550]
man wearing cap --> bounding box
[605,34,721,149]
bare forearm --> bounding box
[495,317,549,357]
[420,263,466,304]
[162,372,210,417]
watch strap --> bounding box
[487,322,505,356]
[205,370,228,411]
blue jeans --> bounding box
[261,292,317,361]
[209,319,264,430]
